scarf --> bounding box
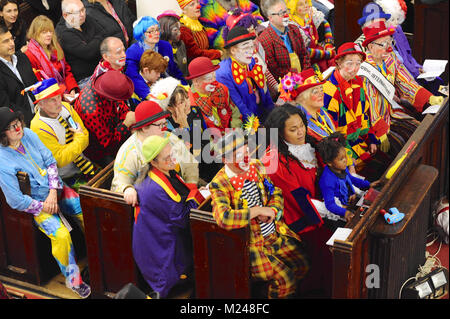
[334,69,361,113]
[27,39,65,86]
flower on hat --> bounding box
[278,72,303,102]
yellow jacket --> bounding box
[30,102,89,168]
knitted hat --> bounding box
[223,26,256,49]
[278,69,325,102]
[93,70,134,101]
[142,135,171,163]
[362,20,395,47]
[132,101,170,130]
[0,107,20,132]
[334,42,366,62]
[149,77,182,110]
[176,0,194,9]
[357,2,391,26]
[32,78,66,104]
[185,57,220,80]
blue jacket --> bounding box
[125,41,186,101]
[0,128,61,212]
[215,57,274,121]
[319,166,370,217]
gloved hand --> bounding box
[429,95,444,106]
[379,134,390,153]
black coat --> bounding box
[0,52,38,126]
[55,15,104,82]
[84,0,136,47]
[23,0,62,26]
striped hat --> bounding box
[176,0,195,9]
[32,78,66,104]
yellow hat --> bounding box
[177,0,194,9]
[142,135,171,163]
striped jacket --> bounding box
[323,70,379,165]
[209,160,301,278]
[258,24,311,82]
[363,51,432,130]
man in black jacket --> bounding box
[84,0,136,48]
[56,0,104,89]
[0,25,37,126]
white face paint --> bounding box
[282,17,290,27]
[232,40,255,65]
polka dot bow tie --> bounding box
[229,164,258,191]
[231,61,266,90]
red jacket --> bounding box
[258,24,311,82]
[25,49,79,93]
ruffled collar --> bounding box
[180,14,204,32]
[286,142,317,169]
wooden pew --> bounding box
[78,161,143,299]
[0,172,60,285]
[330,98,449,298]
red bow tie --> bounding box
[229,164,258,191]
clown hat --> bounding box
[362,20,395,47]
[278,69,325,102]
[334,42,366,62]
[132,101,170,130]
[223,26,256,49]
[142,134,171,163]
[32,78,66,104]
[176,0,194,9]
[357,2,391,26]
[93,70,134,101]
[185,57,220,80]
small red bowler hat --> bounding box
[185,57,220,80]
[334,42,366,62]
[132,101,170,130]
[362,20,395,47]
[93,70,134,101]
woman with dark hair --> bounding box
[263,103,333,297]
[157,11,188,77]
[0,107,91,299]
[0,0,26,53]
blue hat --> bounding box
[32,78,66,104]
[357,2,391,26]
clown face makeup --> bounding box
[337,53,363,81]
[232,40,255,65]
[145,25,160,46]
[183,0,201,20]
[233,145,250,171]
[269,2,290,31]
[197,72,218,93]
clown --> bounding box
[176,0,222,64]
[286,0,335,73]
[125,16,186,102]
[360,19,443,153]
[209,129,309,298]
[216,26,274,122]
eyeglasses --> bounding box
[5,120,21,132]
[341,61,362,68]
[372,38,395,49]
[146,28,160,35]
[311,86,324,95]
[270,9,289,17]
[66,7,86,16]
[150,122,167,129]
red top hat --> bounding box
[362,20,395,47]
[132,101,170,130]
[334,42,366,62]
[93,70,134,101]
[185,57,220,80]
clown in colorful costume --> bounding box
[209,131,309,298]
[176,0,222,63]
[286,0,335,72]
[0,116,89,298]
[216,27,274,122]
[132,135,204,298]
[199,0,264,49]
[323,43,379,169]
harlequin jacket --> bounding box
[258,24,311,82]
[323,70,379,166]
[362,51,432,133]
[209,160,302,278]
[199,0,264,49]
[215,57,274,121]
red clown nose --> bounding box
[15,126,21,132]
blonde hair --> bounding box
[27,15,64,61]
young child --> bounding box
[317,132,380,224]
